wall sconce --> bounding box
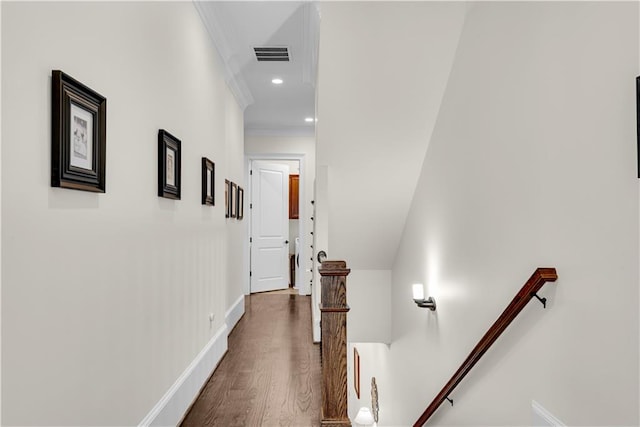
[412,283,436,311]
[354,407,375,426]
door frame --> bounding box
[244,153,309,296]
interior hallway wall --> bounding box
[314,1,467,347]
[1,2,243,425]
[225,89,246,318]
[389,2,639,425]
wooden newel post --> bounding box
[319,260,351,426]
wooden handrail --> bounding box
[319,260,351,426]
[414,267,558,426]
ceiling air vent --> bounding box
[253,46,290,62]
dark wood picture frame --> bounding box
[158,129,181,200]
[202,157,215,206]
[354,347,360,399]
[636,76,639,178]
[237,187,244,220]
[230,182,238,218]
[51,70,107,192]
[225,179,230,218]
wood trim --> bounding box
[320,260,352,426]
[413,268,558,426]
[319,260,351,277]
[319,306,350,313]
[289,174,299,219]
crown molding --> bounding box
[245,126,315,137]
[193,1,254,111]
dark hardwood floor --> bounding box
[181,293,321,427]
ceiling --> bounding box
[194,1,320,136]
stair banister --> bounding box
[414,267,558,426]
[319,260,351,426]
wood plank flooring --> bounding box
[181,293,321,427]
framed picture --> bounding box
[354,347,360,399]
[51,70,107,192]
[230,182,238,218]
[158,129,181,200]
[636,76,639,178]
[237,187,244,220]
[225,179,230,218]
[202,157,215,206]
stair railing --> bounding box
[319,259,351,426]
[414,267,558,426]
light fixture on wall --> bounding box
[412,283,436,310]
[354,407,375,426]
[271,78,283,85]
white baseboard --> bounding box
[225,294,245,334]
[138,325,228,427]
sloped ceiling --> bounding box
[316,2,468,269]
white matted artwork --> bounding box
[166,148,175,186]
[157,129,181,200]
[69,103,93,170]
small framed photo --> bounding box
[354,347,361,399]
[230,182,238,218]
[202,157,215,206]
[51,70,107,192]
[636,76,639,178]
[158,129,181,200]
[225,179,230,218]
[237,187,244,220]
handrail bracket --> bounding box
[530,292,547,308]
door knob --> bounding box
[285,240,289,244]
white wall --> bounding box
[347,270,391,344]
[225,88,246,319]
[315,0,466,360]
[389,2,638,425]
[347,343,390,425]
[316,2,466,270]
[1,2,243,425]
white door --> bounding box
[250,161,290,293]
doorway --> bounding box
[245,154,309,297]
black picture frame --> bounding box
[202,157,215,206]
[636,76,639,178]
[158,129,181,200]
[237,186,244,220]
[354,347,360,399]
[225,179,230,218]
[230,182,238,218]
[51,70,107,192]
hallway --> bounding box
[181,293,321,426]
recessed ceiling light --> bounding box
[305,117,314,123]
[272,78,283,85]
